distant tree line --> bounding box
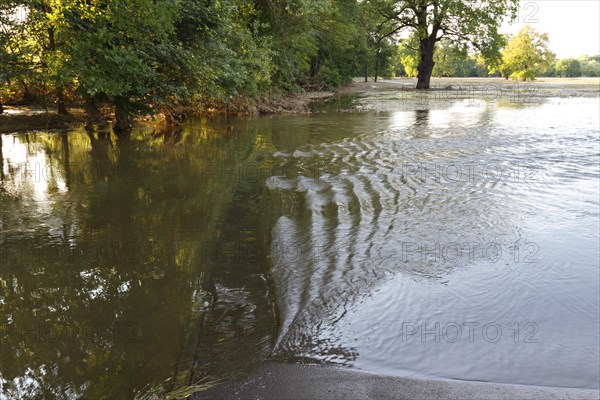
[548,55,600,78]
[4,1,591,131]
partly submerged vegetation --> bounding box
[1,1,599,131]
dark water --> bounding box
[1,87,599,398]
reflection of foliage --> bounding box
[0,123,274,398]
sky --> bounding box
[501,0,600,58]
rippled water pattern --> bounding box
[266,97,600,388]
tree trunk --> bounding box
[374,48,380,83]
[20,80,34,103]
[56,88,69,115]
[364,62,368,82]
[0,135,4,182]
[0,103,4,114]
[85,95,103,125]
[416,37,436,90]
[46,22,69,115]
[114,98,132,133]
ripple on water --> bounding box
[267,97,600,388]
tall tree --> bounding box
[0,1,40,107]
[366,0,518,89]
[57,0,192,131]
[254,0,370,89]
[498,26,554,81]
[310,0,371,87]
[362,0,405,82]
[5,0,72,113]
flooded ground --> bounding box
[1,79,599,398]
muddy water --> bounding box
[1,84,599,398]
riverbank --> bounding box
[189,362,599,400]
[2,77,597,134]
[0,91,336,134]
[0,108,85,134]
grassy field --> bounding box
[347,76,600,93]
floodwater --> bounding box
[1,81,599,398]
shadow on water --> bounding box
[414,109,429,126]
[309,93,359,113]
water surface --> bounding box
[1,84,599,398]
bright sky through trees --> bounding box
[501,0,600,58]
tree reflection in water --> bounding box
[0,124,279,399]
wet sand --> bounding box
[191,362,600,400]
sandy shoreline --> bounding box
[190,362,599,400]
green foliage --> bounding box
[316,62,343,87]
[364,0,518,88]
[396,36,419,77]
[499,26,555,81]
[555,58,582,78]
[1,1,53,102]
[433,43,471,77]
[2,0,593,124]
[308,0,368,87]
[1,0,382,122]
[254,0,369,89]
[61,0,186,110]
[398,38,492,78]
[546,56,599,78]
[175,0,273,103]
[577,55,600,77]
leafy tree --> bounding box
[365,0,518,89]
[0,3,13,113]
[577,55,600,77]
[473,55,494,77]
[0,1,53,107]
[396,36,419,77]
[56,0,192,131]
[254,0,369,89]
[361,0,405,82]
[174,0,272,108]
[498,26,555,81]
[303,0,367,87]
[432,42,471,77]
[555,58,582,77]
[7,0,72,113]
[252,0,320,89]
[4,0,374,125]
